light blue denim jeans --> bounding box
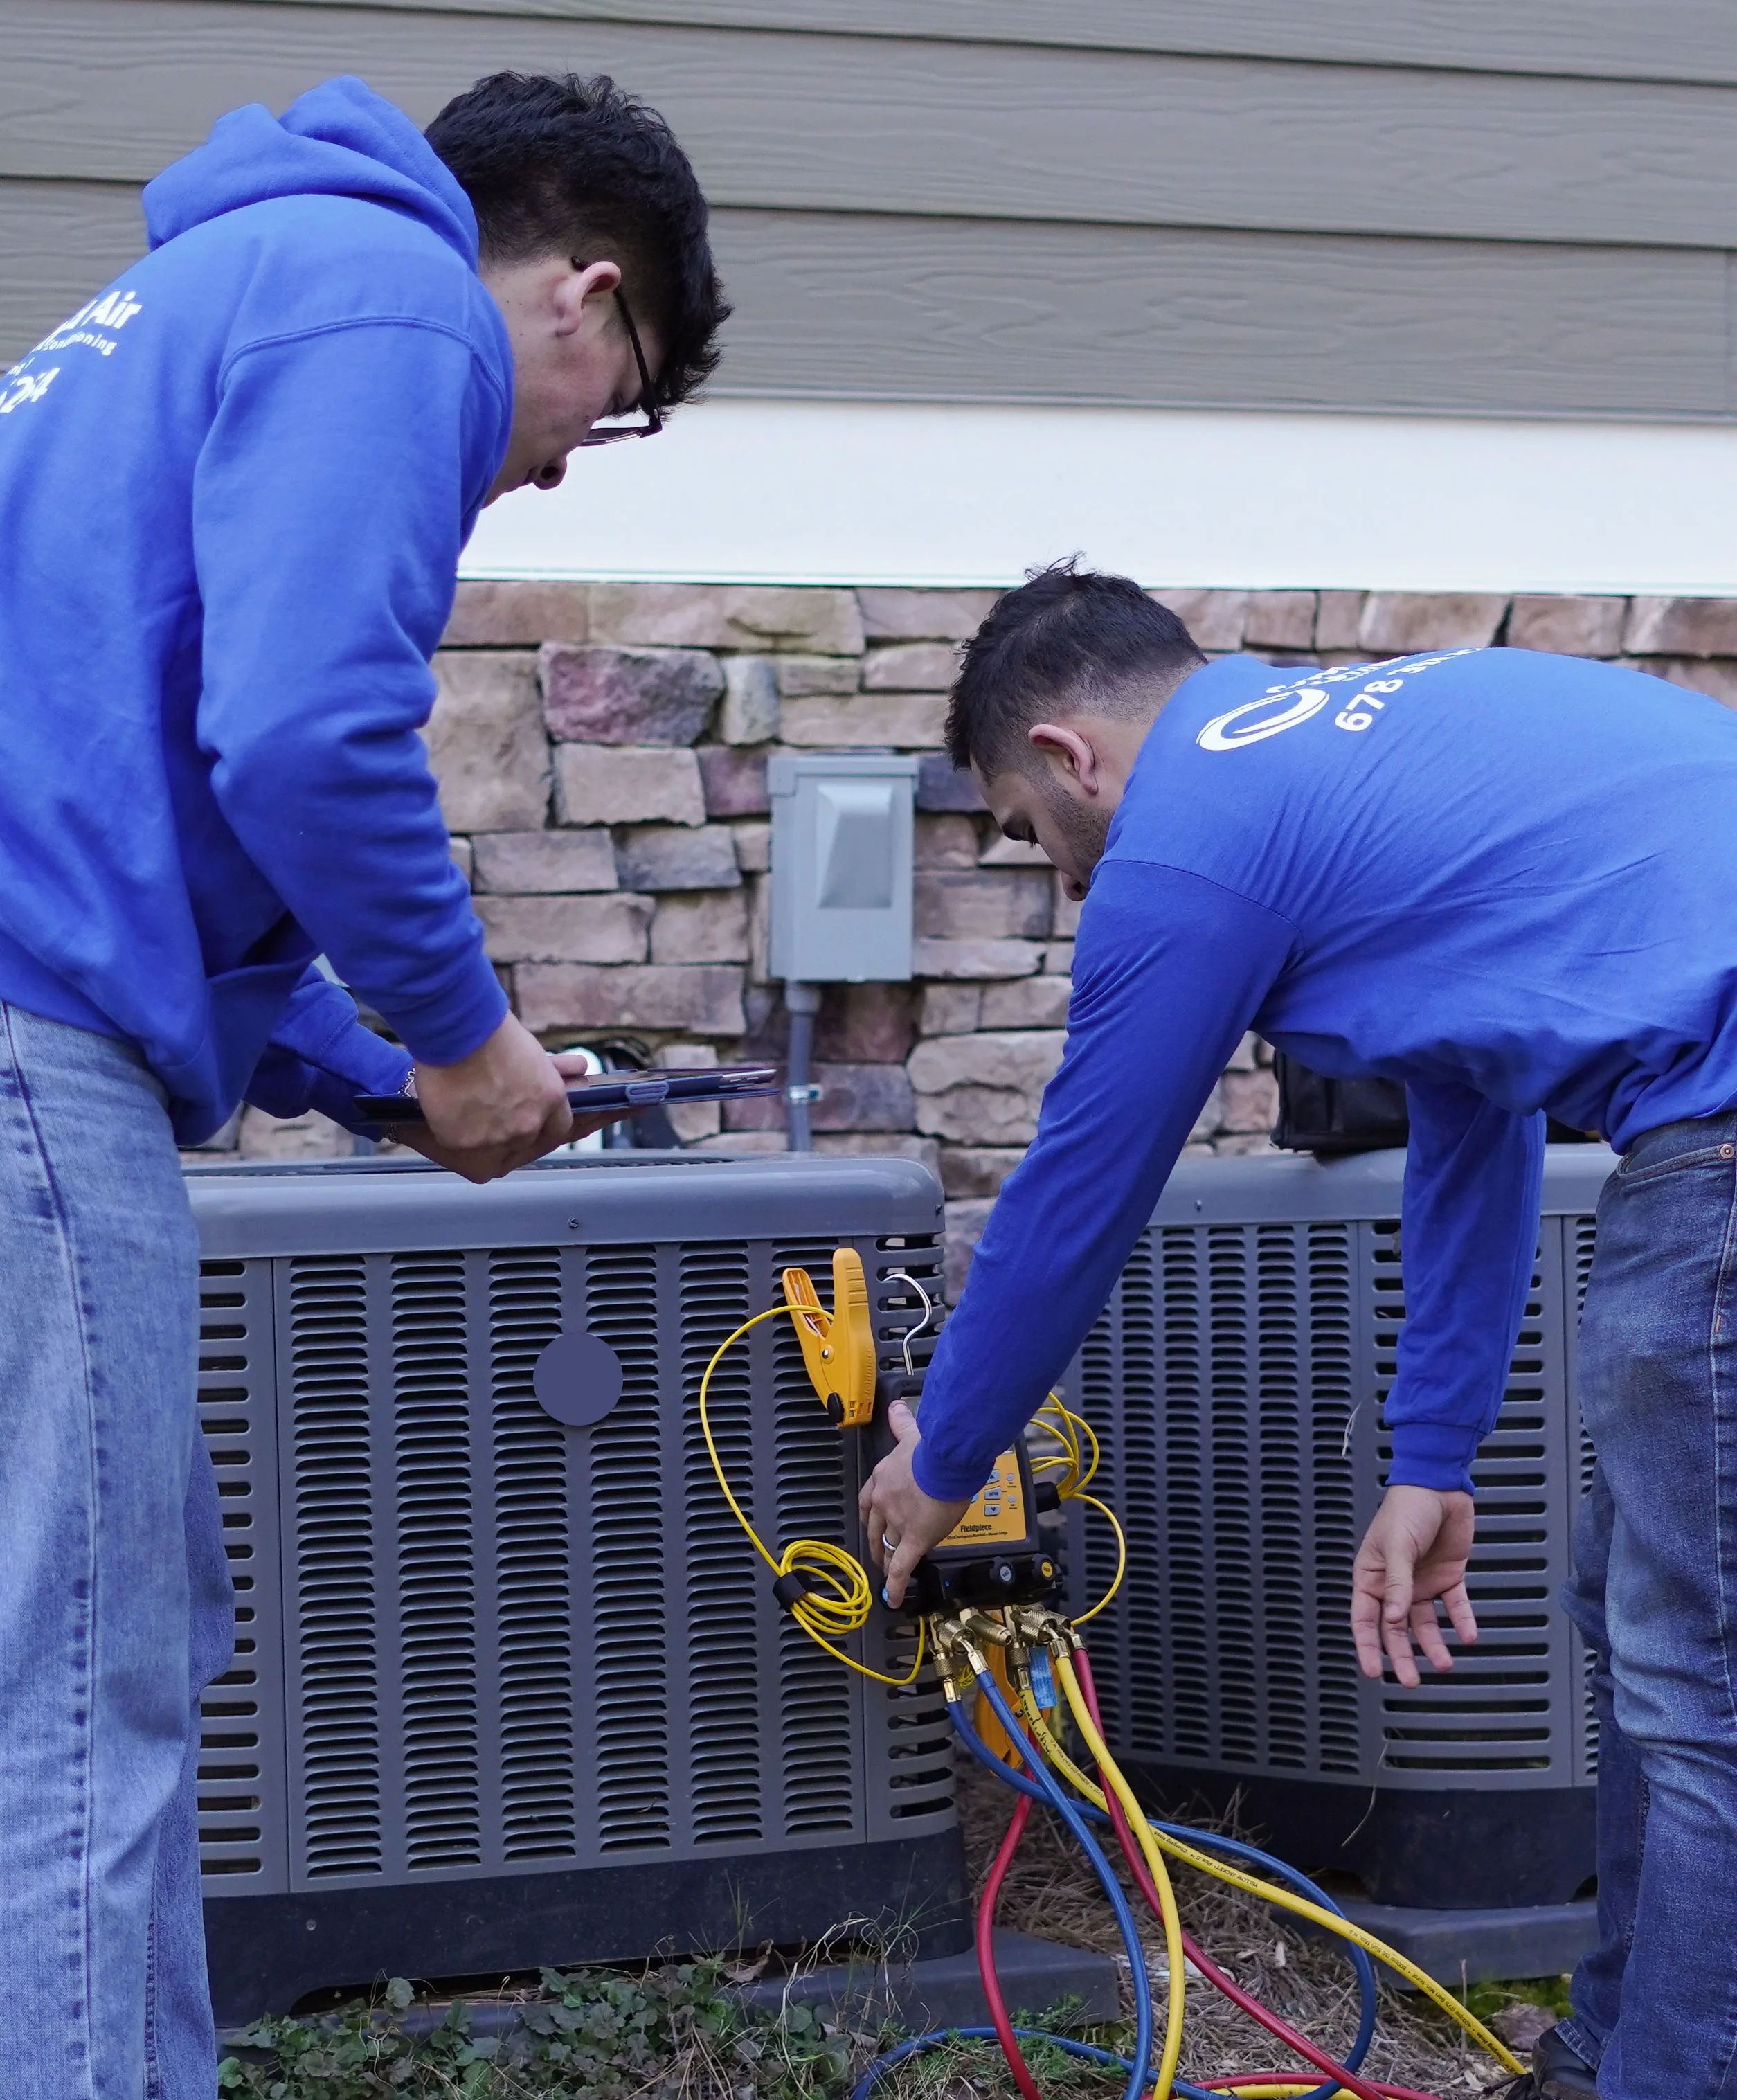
[1563,1109,1737,2100]
[0,1004,233,2098]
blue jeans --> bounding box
[0,1005,233,2098]
[1563,1110,1737,2100]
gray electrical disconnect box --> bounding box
[768,753,919,982]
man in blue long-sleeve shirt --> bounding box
[862,562,1737,2100]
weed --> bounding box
[217,1959,863,2099]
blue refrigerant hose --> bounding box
[950,1691,1380,2093]
[847,1693,1380,2100]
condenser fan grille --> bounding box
[1065,1158,1605,1797]
[195,1192,952,1895]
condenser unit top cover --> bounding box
[1066,1144,1614,1797]
[1137,1143,1614,1228]
[188,1149,943,1258]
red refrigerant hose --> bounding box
[977,1786,1047,2100]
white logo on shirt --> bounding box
[1196,651,1477,752]
[0,367,58,415]
[1196,686,1330,749]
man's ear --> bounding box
[1027,721,1102,795]
[552,257,622,337]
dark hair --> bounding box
[946,559,1205,775]
[426,71,729,411]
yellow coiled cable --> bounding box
[697,1307,926,1689]
[1031,1394,1127,1624]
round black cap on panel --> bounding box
[532,1329,624,1427]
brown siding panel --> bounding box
[710,210,1733,418]
[0,181,144,363]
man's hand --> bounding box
[399,1014,596,1183]
[1351,1484,1478,1687]
[858,1400,971,1609]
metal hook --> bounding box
[885,1269,935,1378]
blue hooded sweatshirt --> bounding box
[912,647,1737,1501]
[0,78,511,1142]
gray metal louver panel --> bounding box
[188,1153,948,1899]
[488,1249,575,1861]
[392,1254,483,1870]
[865,1234,956,1840]
[1369,1217,1576,1784]
[766,1238,861,1839]
[1068,1219,1365,1778]
[280,1256,384,1881]
[678,1240,764,1848]
[1066,1147,1613,1799]
[1565,1210,1602,1785]
[584,1241,672,1856]
[196,1256,288,1891]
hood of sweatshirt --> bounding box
[142,73,479,267]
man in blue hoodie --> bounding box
[862,566,1737,2100]
[0,71,726,2097]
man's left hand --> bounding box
[858,1399,971,1608]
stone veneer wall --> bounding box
[219,580,1737,1290]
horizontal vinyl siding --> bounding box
[711,214,1736,418]
[228,1,1737,93]
[12,3,1737,246]
[0,181,143,357]
[4,0,1737,416]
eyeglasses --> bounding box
[575,267,664,445]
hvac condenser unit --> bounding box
[188,1152,964,2026]
[1065,1144,1612,1911]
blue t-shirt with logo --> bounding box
[912,647,1737,1500]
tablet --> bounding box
[354,1061,782,1126]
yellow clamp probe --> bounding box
[782,1248,876,1426]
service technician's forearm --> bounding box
[193,320,508,1064]
[910,861,1297,1502]
[247,1041,407,1134]
[1384,1081,1546,1494]
[248,969,415,1133]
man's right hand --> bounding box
[399,1012,577,1183]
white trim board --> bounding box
[461,398,1737,597]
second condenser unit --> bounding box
[1064,1145,1612,1910]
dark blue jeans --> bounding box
[1563,1110,1737,2100]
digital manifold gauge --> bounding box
[783,1249,1058,1617]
